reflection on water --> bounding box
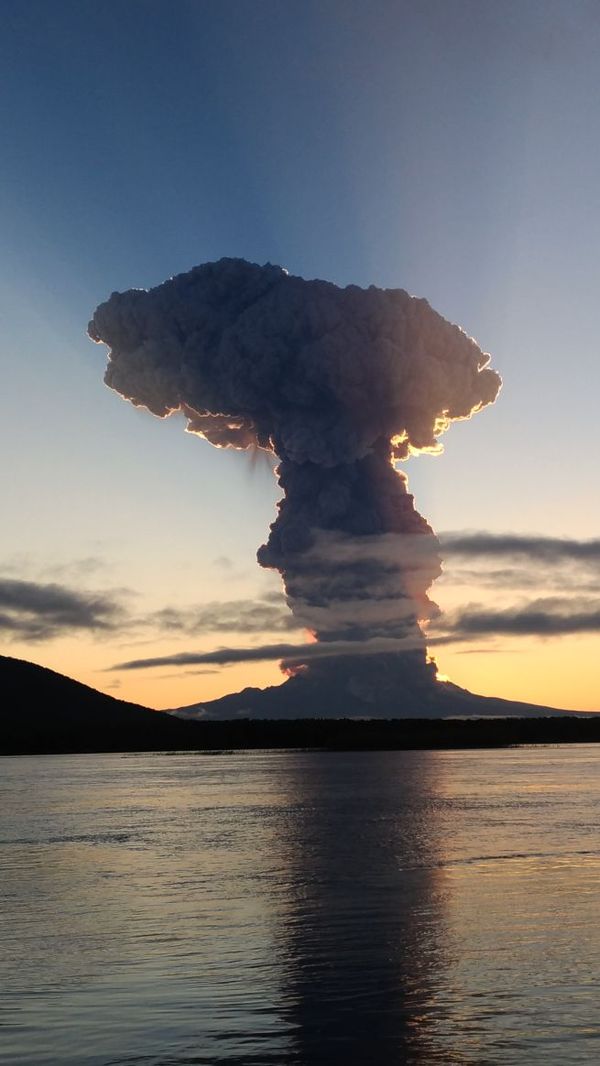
[273,752,459,1064]
[1,747,600,1064]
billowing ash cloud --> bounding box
[89,258,501,709]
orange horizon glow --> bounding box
[6,627,598,714]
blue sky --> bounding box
[1,0,599,709]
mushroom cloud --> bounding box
[89,259,501,715]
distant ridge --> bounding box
[2,656,598,757]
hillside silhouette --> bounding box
[2,655,600,756]
[0,656,200,755]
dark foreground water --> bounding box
[1,747,600,1065]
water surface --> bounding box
[2,746,600,1064]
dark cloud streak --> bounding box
[0,578,125,641]
[113,636,426,672]
[447,598,600,637]
[441,532,600,563]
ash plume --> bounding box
[89,258,501,715]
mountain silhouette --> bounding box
[0,656,199,755]
[2,655,598,757]
[172,669,576,721]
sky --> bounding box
[1,0,599,711]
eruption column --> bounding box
[257,445,442,701]
[89,259,501,710]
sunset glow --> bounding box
[0,0,597,717]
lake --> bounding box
[1,746,600,1064]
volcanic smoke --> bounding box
[89,259,501,717]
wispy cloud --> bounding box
[112,636,425,671]
[0,567,300,646]
[439,533,600,598]
[146,596,300,636]
[0,578,126,641]
[212,555,233,570]
[1,553,107,581]
[8,532,599,660]
[41,556,106,581]
[439,565,600,593]
[443,597,600,637]
[440,532,600,563]
[113,591,600,672]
